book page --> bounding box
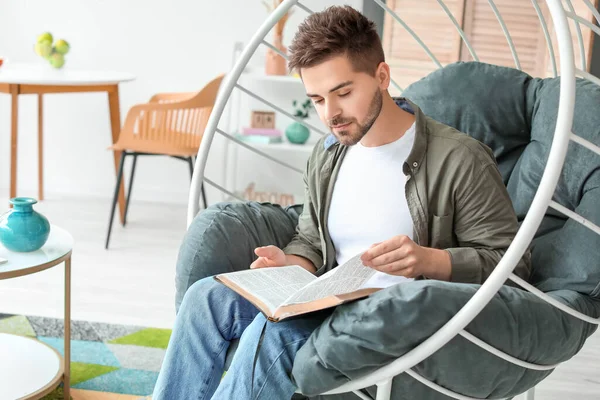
[359,272,413,289]
[281,254,376,306]
[219,266,316,312]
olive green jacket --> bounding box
[282,98,531,284]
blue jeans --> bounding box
[153,276,329,400]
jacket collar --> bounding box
[323,97,428,172]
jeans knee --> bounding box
[262,322,311,349]
[180,277,227,313]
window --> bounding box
[382,0,598,93]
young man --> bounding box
[153,5,531,400]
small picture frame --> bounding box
[251,111,276,129]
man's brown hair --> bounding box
[288,5,385,76]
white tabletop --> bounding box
[0,62,135,85]
[0,333,62,399]
[0,225,73,278]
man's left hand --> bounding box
[360,235,452,281]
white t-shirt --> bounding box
[327,122,416,288]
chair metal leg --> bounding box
[201,183,208,210]
[188,157,207,209]
[124,154,138,226]
[526,387,535,400]
[106,152,127,249]
[187,156,194,180]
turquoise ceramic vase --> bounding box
[0,197,50,252]
[285,121,310,144]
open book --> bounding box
[214,253,412,322]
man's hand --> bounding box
[250,245,288,269]
[360,235,452,281]
[250,245,317,274]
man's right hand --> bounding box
[250,245,288,269]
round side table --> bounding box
[0,225,73,400]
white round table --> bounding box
[0,62,135,224]
[0,334,63,400]
[0,62,135,85]
[0,225,73,400]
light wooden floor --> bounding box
[0,194,598,399]
[0,194,182,329]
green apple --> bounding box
[35,41,53,58]
[54,39,70,55]
[48,52,65,69]
[37,32,53,44]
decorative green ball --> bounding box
[285,121,310,144]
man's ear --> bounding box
[376,62,391,90]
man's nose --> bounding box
[324,101,341,122]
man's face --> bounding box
[301,55,384,146]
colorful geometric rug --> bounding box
[0,313,171,397]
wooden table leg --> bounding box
[107,86,126,224]
[63,256,71,400]
[10,84,19,203]
[38,94,44,201]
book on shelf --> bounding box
[242,127,282,137]
[214,253,411,322]
[235,133,283,144]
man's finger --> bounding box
[361,239,395,262]
[363,236,412,262]
[367,247,407,267]
[370,259,414,276]
[250,257,267,269]
[254,245,278,258]
[360,242,382,263]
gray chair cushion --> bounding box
[516,77,600,296]
[175,201,301,312]
[292,282,600,399]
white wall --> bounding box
[0,0,362,206]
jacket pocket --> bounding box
[430,214,453,249]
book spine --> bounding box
[242,127,283,137]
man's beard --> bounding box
[328,89,383,146]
